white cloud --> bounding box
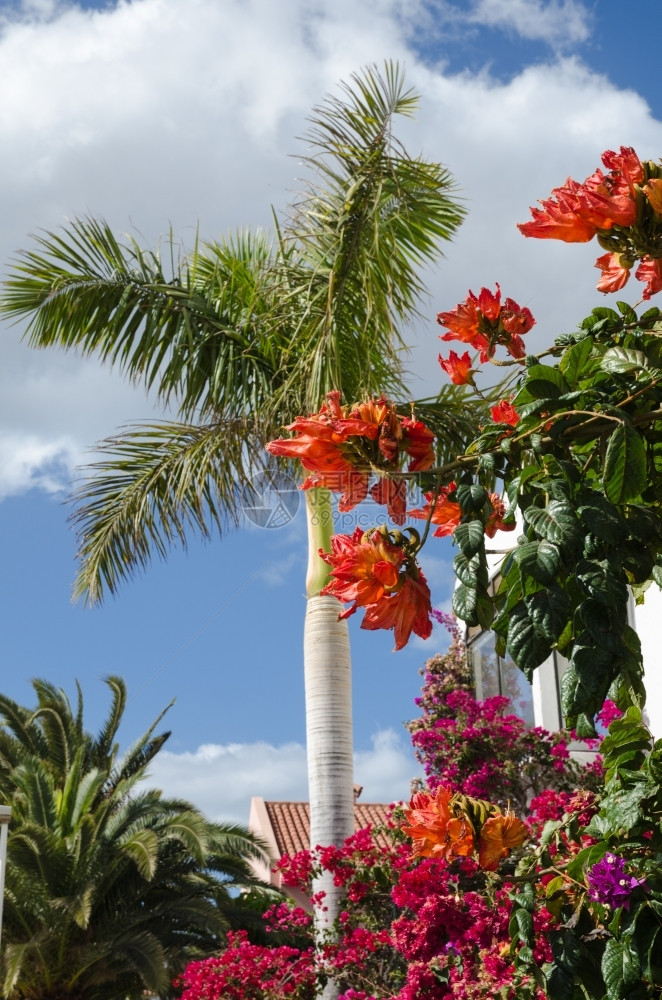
[146,728,419,825]
[468,0,592,47]
[0,433,78,498]
[0,0,661,498]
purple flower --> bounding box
[587,853,648,910]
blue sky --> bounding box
[1,0,662,823]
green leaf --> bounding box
[453,551,481,586]
[507,601,554,677]
[604,424,647,504]
[578,496,628,545]
[525,501,583,549]
[455,483,488,514]
[601,346,648,374]
[453,519,486,557]
[513,540,559,584]
[452,583,493,629]
[602,938,625,1000]
[559,337,593,385]
[520,364,570,401]
[525,587,571,642]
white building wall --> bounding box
[478,526,662,740]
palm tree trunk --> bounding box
[304,489,354,998]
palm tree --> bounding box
[1,62,480,969]
[0,676,275,1000]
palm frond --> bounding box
[1,218,280,420]
[68,418,270,604]
[269,60,467,414]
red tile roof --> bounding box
[264,800,394,857]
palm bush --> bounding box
[0,676,274,1000]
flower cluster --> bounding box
[408,483,514,539]
[266,390,434,523]
[179,645,660,1000]
[518,146,662,298]
[437,283,535,381]
[318,525,432,649]
[401,785,528,872]
[405,646,603,813]
[587,853,648,910]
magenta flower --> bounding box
[587,853,648,910]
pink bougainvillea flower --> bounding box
[635,256,662,299]
[439,350,473,385]
[587,853,648,910]
[595,252,631,293]
[408,484,462,538]
[401,786,475,860]
[490,398,519,426]
[478,813,529,871]
[320,527,432,649]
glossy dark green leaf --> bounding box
[604,424,647,504]
[601,346,648,374]
[521,364,570,401]
[453,519,485,557]
[525,501,583,548]
[455,482,488,514]
[525,587,571,642]
[453,551,481,586]
[578,496,628,544]
[602,938,625,1000]
[513,540,560,584]
[559,337,593,385]
[507,601,553,677]
[452,583,493,629]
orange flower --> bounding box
[361,572,432,650]
[485,494,515,538]
[437,285,534,363]
[517,179,599,243]
[402,786,475,860]
[518,148,641,244]
[601,146,644,193]
[490,398,519,426]
[267,392,435,522]
[408,485,462,538]
[401,418,436,472]
[595,252,631,294]
[437,296,489,351]
[478,813,529,871]
[635,257,662,300]
[576,168,637,229]
[368,477,408,524]
[319,527,405,613]
[439,350,473,385]
[643,178,662,215]
[319,527,432,649]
